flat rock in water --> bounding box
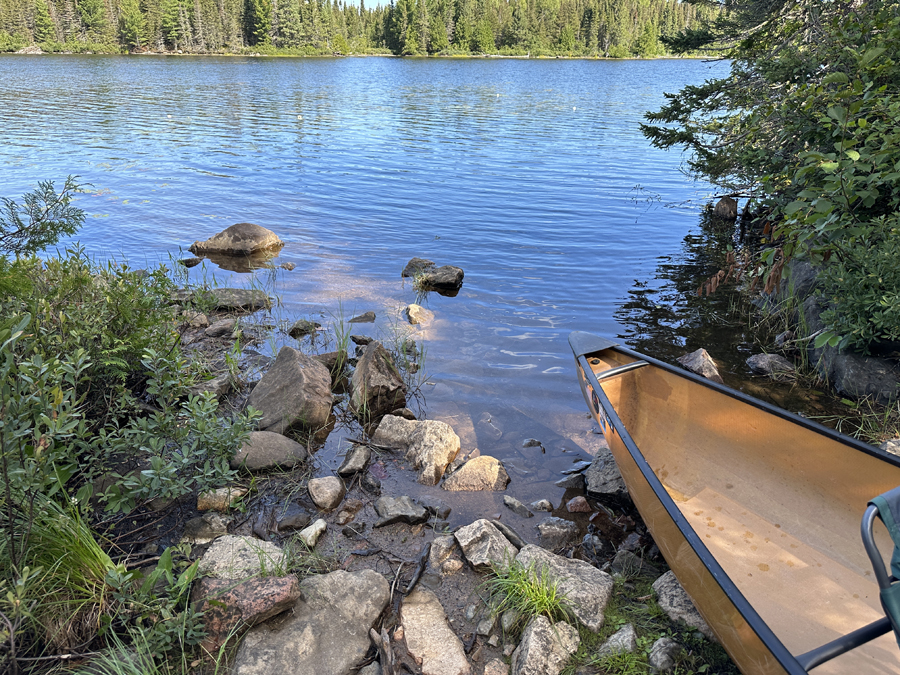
[746,353,795,378]
[510,616,580,675]
[455,519,519,570]
[503,495,534,518]
[405,303,434,325]
[415,495,452,519]
[676,348,724,384]
[249,346,333,435]
[349,311,376,323]
[373,415,459,486]
[288,319,320,338]
[584,447,627,500]
[537,517,579,551]
[232,569,389,675]
[232,431,308,472]
[373,495,428,527]
[199,535,285,580]
[210,287,272,312]
[652,571,715,641]
[562,461,593,475]
[516,545,614,632]
[337,444,371,476]
[401,588,472,675]
[350,342,407,421]
[554,473,585,490]
[192,575,301,654]
[308,476,346,511]
[190,222,283,256]
[442,455,509,491]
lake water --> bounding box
[0,55,741,523]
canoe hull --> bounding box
[570,332,900,675]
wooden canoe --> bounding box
[569,332,900,674]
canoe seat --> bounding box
[864,485,900,647]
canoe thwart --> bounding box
[593,360,649,383]
[795,617,892,672]
[568,331,618,359]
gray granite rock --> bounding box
[198,535,285,580]
[442,456,510,491]
[503,495,534,518]
[648,637,683,673]
[232,570,389,675]
[187,371,233,399]
[288,319,320,339]
[308,476,346,511]
[598,624,637,656]
[510,616,579,675]
[881,439,900,457]
[746,352,795,379]
[652,571,715,641]
[676,348,724,384]
[337,444,371,477]
[530,499,553,512]
[374,495,429,527]
[455,519,519,570]
[402,588,471,675]
[349,311,376,323]
[515,545,614,632]
[181,512,230,545]
[210,287,272,312]
[373,415,460,486]
[536,517,579,551]
[232,431,308,471]
[585,447,627,500]
[275,503,311,532]
[249,346,333,435]
[415,495,452,520]
[554,473,585,490]
[350,341,406,421]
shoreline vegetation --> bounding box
[0,0,719,59]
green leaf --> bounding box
[784,201,807,215]
[845,150,860,161]
[823,72,849,85]
[820,161,839,172]
[860,46,886,66]
[827,106,847,123]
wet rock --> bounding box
[374,495,429,527]
[372,415,459,486]
[312,350,346,380]
[349,311,376,323]
[415,495,451,520]
[210,287,272,312]
[881,439,900,457]
[429,536,464,576]
[746,353,795,379]
[405,304,434,325]
[288,319,321,339]
[232,570,389,675]
[566,496,592,513]
[712,196,738,220]
[774,330,794,349]
[522,438,542,448]
[308,476,346,511]
[516,545,614,632]
[298,518,327,547]
[581,534,614,566]
[402,257,436,278]
[188,371,232,399]
[503,495,534,518]
[190,222,283,257]
[337,444,371,477]
[335,499,364,525]
[361,470,382,494]
[554,473,585,490]
[275,504,311,532]
[442,456,510,491]
[232,431,308,472]
[530,499,553,512]
[537,517,579,551]
[351,335,374,345]
[585,447,627,501]
[392,407,417,420]
[350,342,407,421]
[491,520,527,549]
[192,575,301,653]
[198,486,248,512]
[249,346,333,434]
[676,348,724,384]
[477,615,496,636]
[611,550,658,577]
[279,262,295,271]
[598,624,637,656]
[510,616,579,675]
[653,571,715,641]
[180,256,203,268]
[199,535,285,580]
[182,513,231,545]
[562,461,593,474]
[206,317,238,337]
[455,519,519,570]
[402,588,471,675]
[648,637,682,673]
[424,265,464,292]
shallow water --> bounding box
[3,54,805,528]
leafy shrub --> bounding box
[0,176,85,256]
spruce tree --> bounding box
[119,0,146,49]
[33,0,55,43]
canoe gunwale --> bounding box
[569,332,900,674]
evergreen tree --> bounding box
[33,0,55,42]
[119,0,146,49]
[245,0,272,45]
[77,0,106,38]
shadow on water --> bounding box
[613,209,839,418]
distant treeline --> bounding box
[0,0,717,57]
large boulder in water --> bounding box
[350,341,406,422]
[249,346,333,434]
[712,197,738,220]
[189,223,283,257]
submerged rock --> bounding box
[189,222,283,257]
[442,456,509,491]
[288,319,321,339]
[503,495,534,518]
[536,517,579,551]
[746,353,795,379]
[405,303,434,325]
[372,415,459,486]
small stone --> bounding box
[598,624,637,656]
[522,438,542,448]
[391,407,417,420]
[351,334,374,345]
[188,371,232,399]
[279,262,295,271]
[746,353,795,379]
[455,520,519,570]
[198,487,248,512]
[361,470,382,494]
[405,304,434,325]
[308,476,346,511]
[566,496,592,513]
[562,460,593,474]
[442,456,510,491]
[510,616,579,675]
[537,517,579,551]
[231,431,308,472]
[349,311,376,323]
[189,222,283,256]
[374,495,429,527]
[881,439,900,457]
[441,559,464,575]
[181,310,209,328]
[476,616,495,636]
[180,257,203,268]
[713,196,738,220]
[492,520,527,549]
[774,330,794,348]
[181,513,231,545]
[298,518,327,548]
[554,473,585,490]
[500,609,520,634]
[206,318,237,338]
[198,535,285,579]
[653,571,715,641]
[415,495,452,520]
[503,495,534,518]
[288,319,320,339]
[530,499,553,512]
[648,637,682,673]
[275,504,311,532]
[337,444,371,477]
[676,348,724,384]
[487,634,500,648]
